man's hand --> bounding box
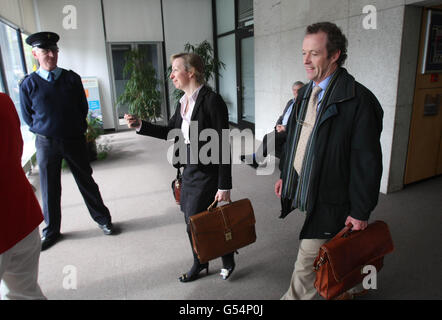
[215,190,231,203]
[345,216,368,231]
[275,179,283,198]
[124,114,141,129]
[276,125,286,133]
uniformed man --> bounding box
[19,32,115,251]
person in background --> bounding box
[19,31,115,251]
[0,92,46,300]
[125,53,237,282]
[241,81,304,168]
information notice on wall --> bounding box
[81,77,102,120]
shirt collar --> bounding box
[313,73,333,92]
[37,67,61,81]
[179,85,204,105]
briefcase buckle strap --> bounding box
[206,200,236,242]
[314,256,326,271]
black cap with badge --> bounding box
[26,31,59,50]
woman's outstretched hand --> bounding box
[124,114,141,129]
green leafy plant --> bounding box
[167,40,225,104]
[85,113,104,143]
[117,48,162,122]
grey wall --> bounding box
[162,0,213,112]
[35,0,115,129]
[253,0,426,193]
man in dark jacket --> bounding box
[240,81,304,168]
[275,22,383,299]
[19,32,115,251]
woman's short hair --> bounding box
[306,22,348,67]
[171,53,205,85]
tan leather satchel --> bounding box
[189,199,256,264]
[313,220,394,300]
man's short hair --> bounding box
[293,81,304,88]
[306,22,348,67]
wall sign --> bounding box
[422,9,442,74]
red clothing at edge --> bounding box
[0,92,43,254]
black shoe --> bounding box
[220,263,235,280]
[179,263,209,283]
[41,234,62,251]
[248,160,259,169]
[99,223,114,235]
[240,154,259,168]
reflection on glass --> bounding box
[21,33,38,74]
[0,67,5,93]
[237,0,254,28]
[111,43,166,126]
[0,22,33,165]
[218,34,237,123]
[111,44,132,120]
[241,37,254,123]
[216,0,235,35]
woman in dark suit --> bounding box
[125,53,235,282]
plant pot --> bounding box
[87,140,98,162]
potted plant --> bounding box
[117,48,162,122]
[85,113,104,161]
[168,40,226,104]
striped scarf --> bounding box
[280,69,341,215]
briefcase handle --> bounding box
[207,199,233,212]
[337,223,354,238]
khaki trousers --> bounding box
[281,238,365,300]
[0,228,46,300]
[281,239,327,300]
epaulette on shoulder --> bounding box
[18,74,30,86]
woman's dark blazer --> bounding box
[137,85,232,190]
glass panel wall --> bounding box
[110,42,167,128]
[237,0,253,28]
[214,0,254,130]
[216,0,235,35]
[240,36,254,123]
[218,34,237,123]
[0,21,34,165]
[21,33,38,74]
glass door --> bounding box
[214,0,254,131]
[235,28,254,132]
[110,44,131,128]
[238,34,254,129]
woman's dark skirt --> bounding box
[180,164,218,226]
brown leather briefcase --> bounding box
[313,220,394,300]
[189,199,256,264]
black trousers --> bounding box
[36,135,111,238]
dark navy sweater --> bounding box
[19,69,88,139]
